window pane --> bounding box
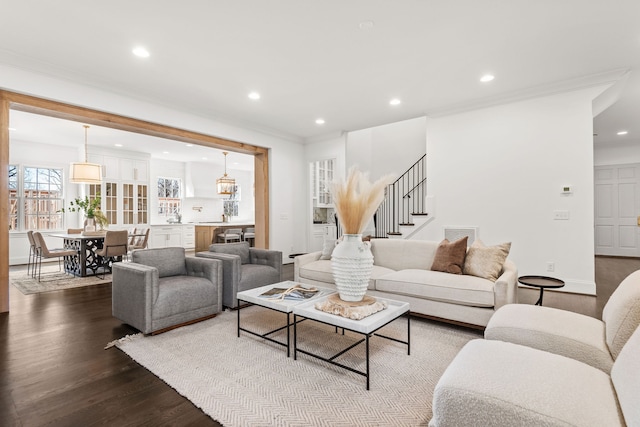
[19,167,64,231]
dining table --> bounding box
[49,231,145,277]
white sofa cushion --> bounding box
[602,269,640,359]
[297,259,394,290]
[370,239,438,271]
[375,269,495,307]
[485,304,613,373]
[610,325,640,426]
[430,339,625,427]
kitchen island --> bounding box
[194,223,255,252]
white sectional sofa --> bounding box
[294,238,518,327]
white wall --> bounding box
[419,87,609,294]
[594,142,640,166]
[347,116,427,180]
[1,64,305,258]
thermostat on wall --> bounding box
[561,186,572,194]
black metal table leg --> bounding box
[535,288,544,306]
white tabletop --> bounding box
[293,295,410,334]
[236,281,336,313]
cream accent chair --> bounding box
[430,325,640,426]
[484,269,640,373]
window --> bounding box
[157,177,182,217]
[8,165,18,230]
[8,165,64,231]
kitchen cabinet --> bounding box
[194,223,254,252]
[120,159,148,182]
[149,225,183,248]
[86,154,149,227]
[182,225,195,249]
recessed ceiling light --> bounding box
[8,127,16,131]
[248,92,261,100]
[162,151,169,154]
[359,20,375,30]
[132,46,150,58]
[315,118,325,125]
[480,74,495,83]
[617,130,628,135]
[202,157,208,160]
[389,98,401,106]
[186,144,194,147]
[114,143,123,147]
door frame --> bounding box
[0,90,270,313]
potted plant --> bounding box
[61,195,109,230]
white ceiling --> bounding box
[2,0,640,150]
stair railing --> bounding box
[374,154,427,238]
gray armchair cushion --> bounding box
[196,245,283,308]
[132,247,188,277]
[208,242,251,264]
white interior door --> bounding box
[595,163,640,256]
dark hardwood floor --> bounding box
[1,258,637,426]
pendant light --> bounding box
[70,125,102,184]
[216,151,236,195]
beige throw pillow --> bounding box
[431,236,468,274]
[320,238,337,260]
[463,239,511,281]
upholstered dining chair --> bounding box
[216,228,242,244]
[95,230,128,279]
[32,231,77,281]
[26,231,37,277]
[127,228,150,260]
[67,228,83,234]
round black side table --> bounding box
[518,275,565,306]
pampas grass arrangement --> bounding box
[331,166,395,235]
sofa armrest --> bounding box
[494,259,518,308]
[185,257,223,313]
[294,251,322,281]
[249,248,282,277]
[112,262,159,334]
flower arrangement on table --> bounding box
[331,166,395,235]
[60,195,109,230]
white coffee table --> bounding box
[236,281,335,357]
[292,295,410,390]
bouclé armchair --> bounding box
[196,242,282,308]
[112,247,223,334]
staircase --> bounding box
[374,154,433,239]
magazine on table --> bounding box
[260,284,319,301]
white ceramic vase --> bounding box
[331,234,374,302]
[84,216,96,232]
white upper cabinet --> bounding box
[121,159,148,182]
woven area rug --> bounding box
[10,265,111,295]
[113,306,481,426]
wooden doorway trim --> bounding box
[0,90,270,313]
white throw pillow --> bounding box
[320,238,337,260]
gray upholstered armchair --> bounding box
[196,242,282,308]
[112,247,223,334]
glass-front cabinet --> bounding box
[87,155,149,227]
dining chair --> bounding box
[127,228,150,260]
[32,232,77,281]
[26,231,36,277]
[243,227,255,246]
[95,230,129,279]
[128,227,137,246]
[216,228,242,244]
[67,228,83,234]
